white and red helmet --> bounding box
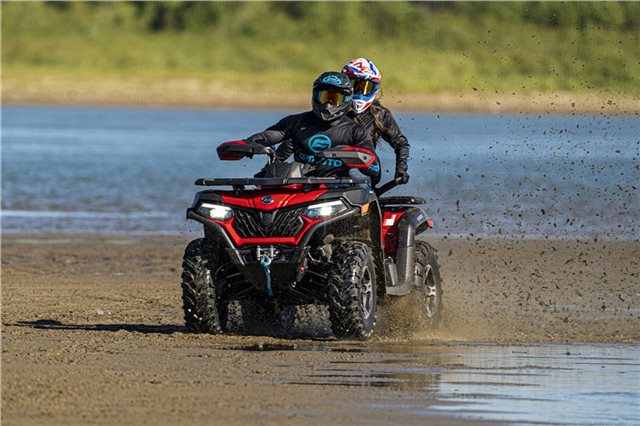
[341,58,381,114]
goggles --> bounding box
[315,90,351,107]
[351,79,379,96]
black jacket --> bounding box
[347,101,409,175]
[246,111,380,183]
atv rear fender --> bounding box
[385,207,431,296]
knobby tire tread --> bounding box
[181,238,223,334]
[328,241,377,340]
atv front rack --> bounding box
[195,177,369,187]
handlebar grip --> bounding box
[374,177,403,197]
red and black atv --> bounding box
[181,140,442,340]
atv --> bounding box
[180,140,442,340]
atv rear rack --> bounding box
[195,177,369,187]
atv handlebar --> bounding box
[374,177,403,197]
[314,146,376,169]
[217,140,275,162]
[217,141,403,196]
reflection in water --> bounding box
[241,343,299,351]
[229,342,640,424]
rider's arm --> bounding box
[274,139,294,162]
[377,107,410,182]
[244,116,293,146]
[351,125,381,185]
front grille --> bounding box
[233,207,305,238]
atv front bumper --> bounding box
[187,209,341,294]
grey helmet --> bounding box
[312,71,353,124]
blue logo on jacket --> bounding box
[308,134,332,153]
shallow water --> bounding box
[2,105,639,239]
[227,341,640,425]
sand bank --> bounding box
[3,75,639,114]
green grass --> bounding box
[2,1,639,96]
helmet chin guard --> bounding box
[351,99,371,115]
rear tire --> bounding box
[181,238,223,334]
[414,240,443,328]
[328,242,377,340]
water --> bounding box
[2,105,639,239]
[229,341,640,425]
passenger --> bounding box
[245,71,380,185]
[341,57,410,185]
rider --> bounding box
[341,57,410,184]
[245,71,380,185]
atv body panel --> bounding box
[188,182,383,304]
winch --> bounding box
[257,246,277,297]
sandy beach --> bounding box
[2,234,638,425]
[3,75,639,115]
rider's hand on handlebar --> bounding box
[395,169,410,184]
[241,140,276,158]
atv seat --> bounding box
[379,196,425,206]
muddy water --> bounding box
[221,341,640,425]
[3,105,639,239]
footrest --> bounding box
[379,196,425,206]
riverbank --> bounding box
[5,2,639,117]
[3,75,639,114]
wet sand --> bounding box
[2,234,639,425]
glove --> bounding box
[395,168,410,184]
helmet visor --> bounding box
[315,90,351,107]
[351,79,379,96]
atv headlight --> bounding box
[303,200,348,219]
[197,203,234,220]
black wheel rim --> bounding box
[361,266,373,320]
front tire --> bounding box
[414,240,443,328]
[181,238,223,334]
[328,242,377,340]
